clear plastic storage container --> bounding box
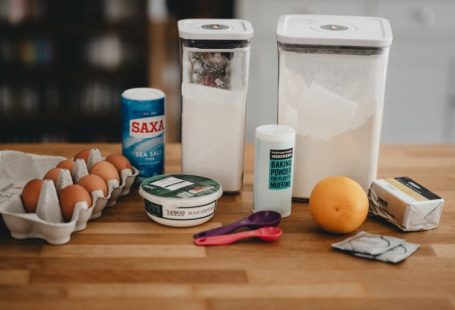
[277,15,393,199]
[178,19,254,193]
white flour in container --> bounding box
[181,83,247,192]
[181,47,249,192]
[279,51,387,198]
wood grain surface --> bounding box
[0,143,454,310]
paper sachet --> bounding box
[332,231,419,264]
[331,231,404,256]
[354,242,420,264]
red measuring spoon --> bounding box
[193,210,281,239]
[194,226,283,246]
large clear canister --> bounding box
[277,15,393,199]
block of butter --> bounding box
[368,177,444,231]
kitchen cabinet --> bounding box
[0,0,149,142]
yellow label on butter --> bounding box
[385,178,428,202]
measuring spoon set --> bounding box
[193,210,283,246]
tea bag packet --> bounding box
[332,231,405,256]
[354,242,420,264]
[189,51,233,90]
[332,231,420,264]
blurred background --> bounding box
[0,0,454,144]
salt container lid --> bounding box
[178,19,254,40]
[277,15,393,47]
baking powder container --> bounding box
[253,125,295,217]
[139,174,223,227]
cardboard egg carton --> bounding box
[0,149,138,244]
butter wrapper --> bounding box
[369,177,444,231]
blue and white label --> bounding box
[122,92,165,181]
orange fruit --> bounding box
[309,176,368,234]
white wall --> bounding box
[236,0,455,143]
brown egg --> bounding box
[78,174,108,196]
[57,159,75,170]
[59,184,92,222]
[89,160,120,183]
[106,153,132,173]
[21,179,43,213]
[74,149,91,162]
[43,167,63,184]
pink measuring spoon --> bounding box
[194,226,283,246]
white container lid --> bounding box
[178,19,254,40]
[277,15,392,47]
[122,88,165,101]
[256,124,296,143]
[139,174,223,227]
[139,174,223,209]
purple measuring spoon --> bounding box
[193,210,281,239]
[194,227,283,246]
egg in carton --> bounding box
[0,149,138,244]
[0,168,93,245]
[72,148,138,219]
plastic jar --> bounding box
[139,174,223,227]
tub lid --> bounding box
[277,15,393,47]
[139,174,223,208]
[178,19,254,40]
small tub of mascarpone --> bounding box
[139,174,222,227]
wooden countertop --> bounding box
[0,143,454,310]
